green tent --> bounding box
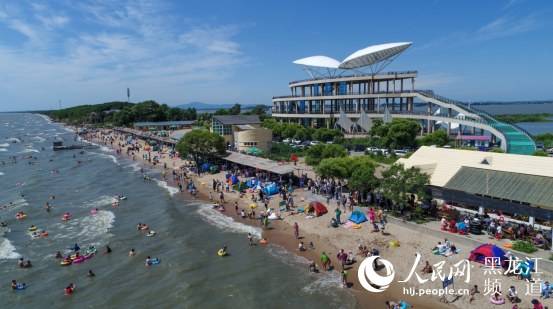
[246,147,263,156]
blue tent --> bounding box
[200,163,210,172]
[229,175,239,184]
[263,183,279,196]
[246,179,258,188]
[349,211,367,224]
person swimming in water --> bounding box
[87,270,95,277]
[145,256,152,266]
[65,283,75,295]
[105,245,112,254]
[55,251,63,259]
[129,248,136,256]
[11,280,18,290]
[72,243,80,252]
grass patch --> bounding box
[512,240,538,254]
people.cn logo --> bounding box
[357,256,395,293]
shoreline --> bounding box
[78,126,550,309]
[79,128,446,309]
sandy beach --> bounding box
[82,128,552,309]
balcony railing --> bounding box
[272,90,416,100]
[288,70,418,85]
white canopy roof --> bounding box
[339,42,412,69]
[292,55,340,69]
[293,42,412,70]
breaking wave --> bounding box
[154,179,179,196]
[0,238,21,260]
[196,204,262,238]
[52,210,115,245]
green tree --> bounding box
[305,144,347,166]
[384,119,420,149]
[533,150,549,156]
[419,129,449,146]
[229,103,241,115]
[243,104,268,116]
[176,129,226,174]
[312,128,343,142]
[380,163,430,210]
[370,119,420,149]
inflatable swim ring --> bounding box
[85,247,97,255]
[119,196,127,200]
[217,249,227,257]
[399,301,411,309]
[40,232,48,237]
[14,283,27,291]
[503,242,513,249]
[259,239,268,245]
[352,224,362,229]
[28,226,38,232]
[146,231,156,237]
[30,232,40,239]
[90,209,97,215]
[16,214,27,220]
[148,258,160,265]
[489,296,505,305]
[62,215,71,221]
[60,260,72,266]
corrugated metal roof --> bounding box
[398,146,553,186]
[445,166,553,209]
[223,152,294,175]
[213,115,260,125]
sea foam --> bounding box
[0,238,21,260]
[154,179,179,196]
[196,204,262,238]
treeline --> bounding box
[495,113,552,123]
[44,101,268,127]
[45,100,196,126]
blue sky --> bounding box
[0,0,552,111]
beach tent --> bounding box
[306,201,328,217]
[229,175,239,185]
[263,183,279,195]
[468,244,506,264]
[246,147,263,156]
[246,178,258,188]
[200,163,210,172]
[349,211,368,224]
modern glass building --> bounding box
[271,42,536,155]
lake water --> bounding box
[0,113,356,308]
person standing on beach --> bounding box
[335,208,342,225]
[247,233,253,246]
[341,270,348,287]
[293,222,299,239]
[320,252,331,271]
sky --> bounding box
[0,0,552,111]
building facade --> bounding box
[271,42,536,155]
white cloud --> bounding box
[0,1,246,110]
[180,26,241,54]
[476,15,538,40]
[36,14,69,28]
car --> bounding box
[282,138,291,144]
[366,147,379,153]
[393,149,408,157]
[310,141,320,146]
[326,141,334,144]
[301,140,311,146]
[291,138,301,145]
[442,145,452,148]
